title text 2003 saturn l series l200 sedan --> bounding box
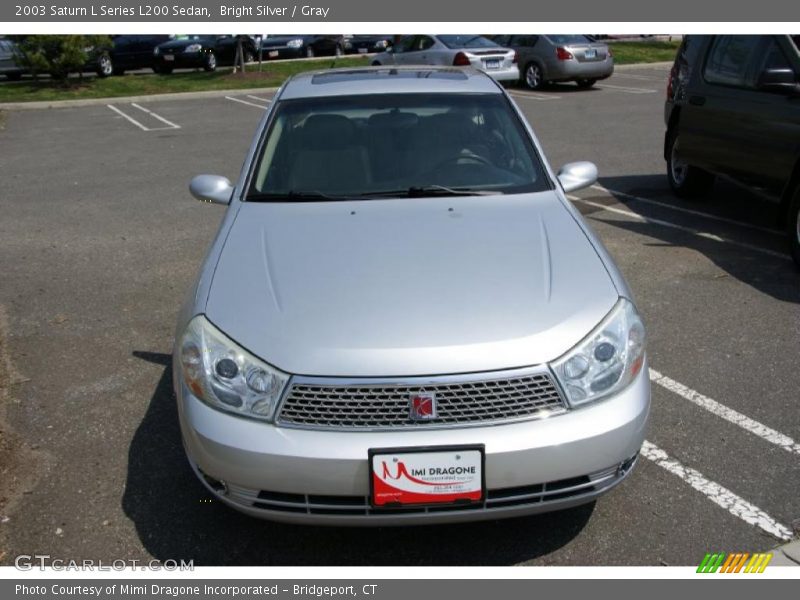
[174,67,650,525]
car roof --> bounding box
[279,66,502,99]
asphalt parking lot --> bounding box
[0,64,798,566]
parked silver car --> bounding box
[492,35,614,90]
[176,66,649,525]
[372,35,519,82]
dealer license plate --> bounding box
[163,54,174,61]
[370,446,484,508]
[269,50,279,58]
[358,47,368,54]
[484,59,500,70]
[584,49,597,59]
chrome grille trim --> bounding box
[275,366,567,431]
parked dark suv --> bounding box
[664,35,800,265]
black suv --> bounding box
[664,35,800,265]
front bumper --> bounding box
[177,361,650,525]
[154,52,205,69]
[260,47,305,60]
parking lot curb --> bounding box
[615,61,673,70]
[0,86,281,111]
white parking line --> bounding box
[567,195,791,261]
[246,95,272,103]
[107,104,149,131]
[131,103,181,130]
[595,83,657,94]
[650,369,800,456]
[590,184,782,237]
[225,95,269,110]
[641,441,792,540]
[509,92,561,101]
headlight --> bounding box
[179,315,289,422]
[286,38,304,48]
[184,43,202,53]
[153,47,160,56]
[551,298,645,407]
[374,40,389,49]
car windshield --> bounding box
[247,93,551,200]
[547,35,594,45]
[438,35,499,50]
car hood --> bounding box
[205,192,618,377]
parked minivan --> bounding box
[664,35,800,265]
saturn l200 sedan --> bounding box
[175,66,650,525]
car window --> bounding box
[756,37,793,73]
[791,36,800,52]
[438,35,499,50]
[394,36,416,54]
[703,35,761,88]
[493,35,510,46]
[248,93,551,199]
[512,36,539,47]
[546,35,592,45]
[416,36,435,51]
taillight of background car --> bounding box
[453,52,471,66]
[556,47,574,60]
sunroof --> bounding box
[311,69,469,84]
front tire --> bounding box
[788,186,800,267]
[576,78,597,88]
[204,51,217,72]
[96,54,113,78]
[666,130,714,199]
[523,62,545,90]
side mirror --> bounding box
[557,161,598,193]
[757,68,800,95]
[189,174,234,205]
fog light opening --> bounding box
[198,468,228,495]
[617,453,638,477]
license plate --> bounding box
[163,54,174,61]
[358,47,368,54]
[484,59,500,70]
[584,49,597,59]
[369,446,485,508]
[269,50,279,58]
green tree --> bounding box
[10,35,112,82]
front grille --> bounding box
[223,465,624,517]
[276,370,566,430]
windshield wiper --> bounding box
[359,185,498,198]
[247,190,346,202]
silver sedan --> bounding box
[493,34,614,90]
[176,66,649,525]
[372,35,519,82]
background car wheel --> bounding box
[523,63,545,90]
[576,78,597,88]
[666,130,714,199]
[305,46,315,58]
[244,50,255,63]
[789,186,800,268]
[96,54,113,78]
[204,51,217,72]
